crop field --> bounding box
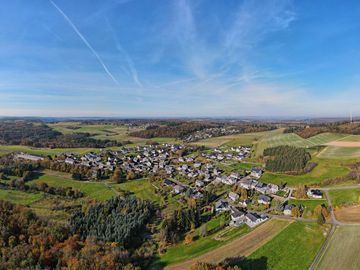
[261,158,350,186]
[288,199,328,219]
[338,135,360,142]
[334,205,360,223]
[163,219,291,270]
[328,188,360,207]
[316,226,360,270]
[28,170,116,201]
[317,146,360,159]
[0,189,44,205]
[245,221,329,270]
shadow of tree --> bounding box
[223,256,268,270]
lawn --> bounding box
[328,188,360,207]
[0,189,44,205]
[261,158,350,187]
[288,199,328,219]
[28,170,116,201]
[316,226,360,270]
[112,178,160,203]
[244,221,329,270]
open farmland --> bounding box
[0,189,44,205]
[334,205,360,223]
[316,226,360,270]
[163,219,291,270]
[244,221,329,270]
[328,188,360,207]
[317,146,360,159]
[28,170,116,201]
[261,158,350,186]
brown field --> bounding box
[334,205,360,223]
[165,219,291,270]
[325,141,360,147]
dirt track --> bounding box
[165,219,291,270]
[325,141,360,147]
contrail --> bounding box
[49,0,119,85]
[105,18,142,87]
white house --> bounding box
[307,189,323,199]
[283,204,295,215]
[245,213,268,228]
[258,195,271,205]
[228,191,240,202]
[251,168,263,179]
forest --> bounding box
[0,199,155,270]
[264,145,311,172]
[70,197,154,247]
[0,121,121,148]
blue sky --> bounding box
[1,0,360,117]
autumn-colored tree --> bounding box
[294,185,307,199]
[291,207,301,217]
[240,188,248,200]
[314,204,323,217]
[184,233,193,245]
[321,207,330,218]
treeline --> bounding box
[1,179,84,199]
[0,200,151,270]
[130,122,216,138]
[284,121,360,138]
[264,146,311,172]
[131,121,276,139]
[0,121,121,148]
[70,197,154,247]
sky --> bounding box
[1,0,360,117]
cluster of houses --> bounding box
[184,127,246,142]
[201,146,251,162]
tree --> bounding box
[184,233,193,245]
[294,185,307,199]
[200,224,208,237]
[112,168,125,183]
[317,213,325,225]
[314,204,323,217]
[291,207,301,217]
[240,188,248,200]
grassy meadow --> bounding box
[245,221,329,270]
[288,199,328,219]
[328,188,360,207]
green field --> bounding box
[261,158,350,186]
[0,144,103,157]
[49,122,181,145]
[154,214,250,267]
[245,221,328,270]
[28,170,116,201]
[288,199,328,219]
[255,132,347,157]
[338,135,360,142]
[317,146,360,159]
[112,178,160,203]
[328,188,360,207]
[0,189,44,205]
[191,131,272,148]
[316,226,360,270]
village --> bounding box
[14,143,324,230]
